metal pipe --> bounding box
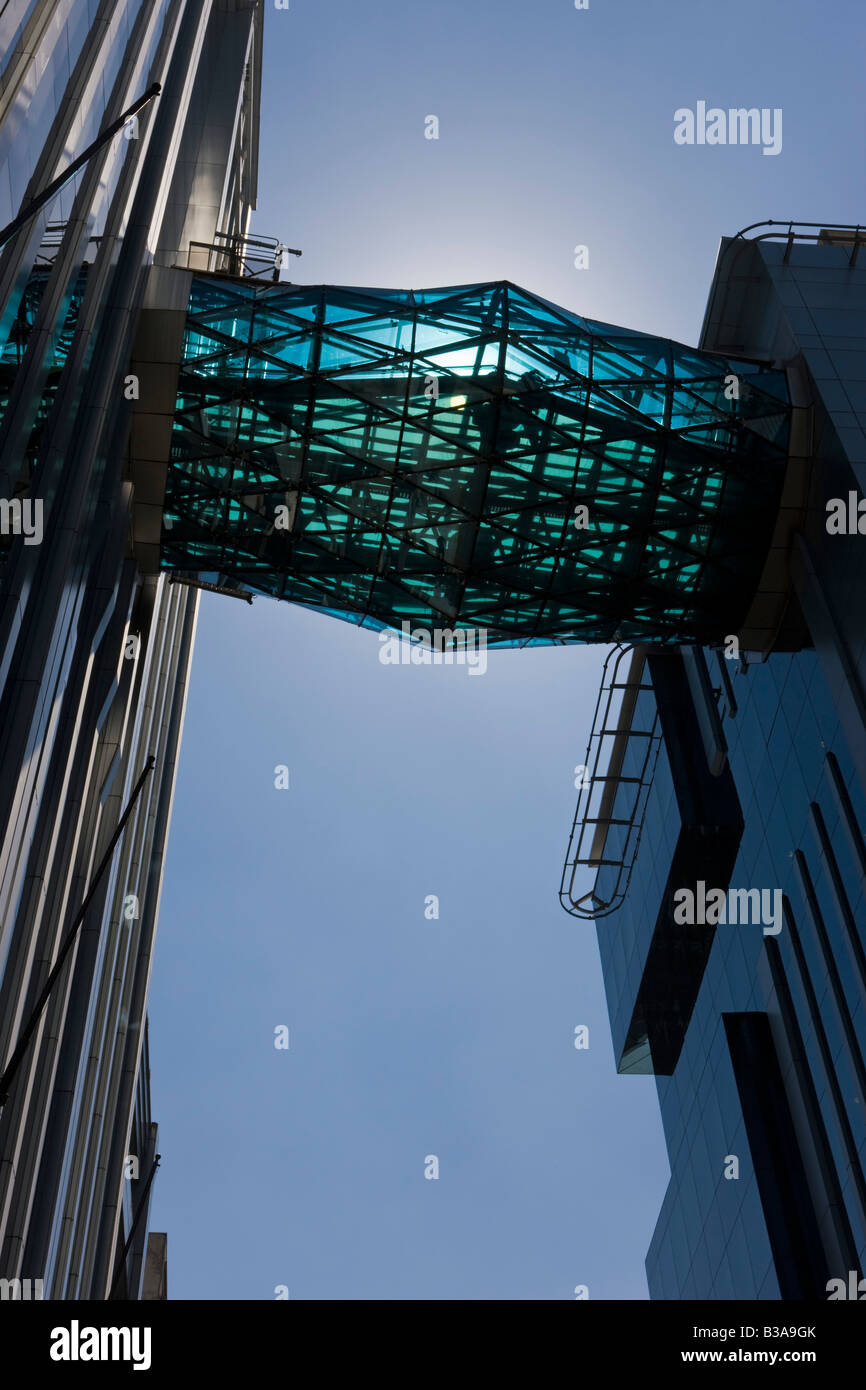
[107,1151,161,1301]
[0,758,156,1107]
[0,85,162,253]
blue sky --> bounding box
[148,0,865,1299]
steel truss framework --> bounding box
[166,277,791,646]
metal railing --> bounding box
[185,230,301,280]
[730,219,866,265]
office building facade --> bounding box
[563,224,866,1299]
[0,0,263,1299]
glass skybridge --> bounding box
[164,277,792,647]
